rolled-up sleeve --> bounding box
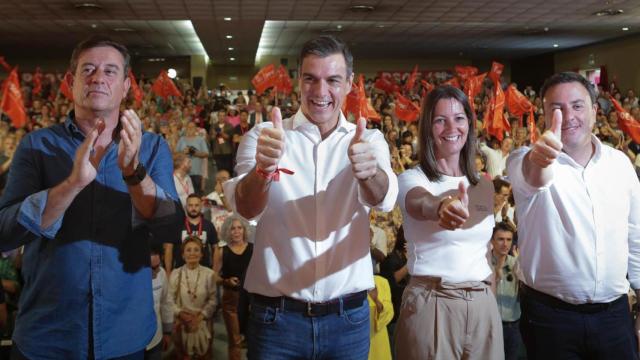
[18,190,64,239]
[357,129,398,212]
[506,146,551,199]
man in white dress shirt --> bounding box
[224,35,398,359]
[506,72,640,359]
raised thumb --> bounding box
[353,117,366,143]
[271,106,283,130]
[458,181,469,207]
[550,108,563,137]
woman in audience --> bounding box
[396,85,502,359]
[169,236,217,359]
[213,215,253,360]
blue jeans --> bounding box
[247,296,370,360]
[502,320,522,360]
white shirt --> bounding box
[398,168,495,283]
[479,142,508,178]
[506,135,640,304]
[173,173,194,210]
[147,267,172,350]
[224,110,398,301]
[370,224,389,273]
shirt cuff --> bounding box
[358,165,398,212]
[131,185,176,228]
[17,190,64,239]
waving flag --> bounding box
[610,95,640,143]
[1,67,27,128]
[394,92,420,122]
[152,70,182,99]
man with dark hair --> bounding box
[490,222,522,360]
[164,193,217,272]
[507,71,640,359]
[0,36,178,359]
[224,35,398,359]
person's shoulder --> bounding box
[399,167,425,182]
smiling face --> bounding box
[182,240,203,267]
[299,53,353,135]
[491,229,513,257]
[229,219,245,243]
[431,98,469,159]
[71,46,130,117]
[543,82,596,154]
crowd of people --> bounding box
[0,33,639,360]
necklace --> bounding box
[184,267,201,301]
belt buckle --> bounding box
[306,302,318,317]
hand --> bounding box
[68,119,105,189]
[529,108,563,168]
[256,107,285,174]
[228,277,240,287]
[348,117,378,180]
[118,109,142,176]
[162,334,171,350]
[438,181,469,230]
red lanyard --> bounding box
[175,173,191,195]
[240,124,249,135]
[185,217,203,236]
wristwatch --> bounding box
[122,163,147,186]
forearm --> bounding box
[196,151,208,158]
[127,175,157,219]
[42,178,84,229]
[393,265,408,283]
[234,167,271,219]
[358,167,389,206]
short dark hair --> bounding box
[417,85,479,185]
[186,193,200,202]
[69,36,130,78]
[299,35,353,77]
[492,178,510,193]
[492,222,515,239]
[540,72,596,106]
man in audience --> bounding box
[224,35,398,359]
[0,36,178,359]
[507,71,640,359]
[480,136,513,178]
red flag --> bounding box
[251,64,278,95]
[32,67,43,97]
[394,92,420,122]
[343,74,381,122]
[151,70,182,99]
[442,77,461,89]
[404,65,418,93]
[463,72,487,115]
[1,68,28,128]
[420,80,434,98]
[488,61,504,83]
[0,57,10,72]
[275,65,293,95]
[60,71,74,101]
[609,95,640,143]
[454,65,478,81]
[505,84,534,128]
[483,83,509,141]
[374,73,400,94]
[128,70,143,107]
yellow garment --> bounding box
[368,275,394,360]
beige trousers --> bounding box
[395,276,504,360]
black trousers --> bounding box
[520,288,638,360]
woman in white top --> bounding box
[173,153,195,210]
[169,236,217,359]
[395,85,503,360]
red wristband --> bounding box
[256,166,294,181]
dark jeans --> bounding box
[502,320,522,360]
[520,290,638,360]
[247,296,370,360]
[11,343,144,359]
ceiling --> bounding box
[0,0,639,66]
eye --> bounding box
[573,104,584,111]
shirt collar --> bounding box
[64,110,84,139]
[291,109,352,135]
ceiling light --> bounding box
[224,17,232,21]
[74,3,102,10]
[622,27,630,31]
[230,57,235,61]
[228,47,234,50]
[376,24,385,28]
[226,35,233,39]
[553,44,559,48]
[167,69,177,79]
[114,27,134,32]
[336,25,343,29]
[349,5,375,12]
[592,8,624,16]
[91,24,97,28]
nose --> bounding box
[310,79,328,96]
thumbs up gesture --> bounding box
[256,107,285,174]
[529,108,563,168]
[438,181,470,230]
[348,117,378,180]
